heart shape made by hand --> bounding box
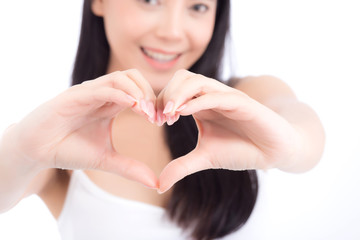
[110,95,204,194]
[96,70,297,195]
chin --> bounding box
[147,73,174,94]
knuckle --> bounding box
[111,70,124,79]
[174,69,189,78]
[235,90,251,100]
[207,157,219,169]
[126,68,140,75]
[108,71,125,88]
[125,69,142,81]
[176,160,190,177]
[80,79,93,86]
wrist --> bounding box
[276,123,323,173]
[0,123,43,174]
[275,124,303,172]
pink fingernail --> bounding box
[176,104,187,112]
[156,111,162,126]
[175,114,180,122]
[147,116,154,124]
[126,95,138,104]
[140,99,150,117]
[157,186,170,194]
[163,101,174,115]
[157,189,165,194]
[147,101,155,120]
[167,115,176,126]
[143,183,158,190]
[161,114,166,126]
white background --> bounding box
[1,0,359,239]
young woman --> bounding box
[0,0,325,239]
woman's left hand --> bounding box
[156,70,301,193]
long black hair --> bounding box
[72,1,258,239]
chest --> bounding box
[58,171,187,240]
[84,169,172,209]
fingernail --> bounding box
[144,183,158,190]
[156,111,162,126]
[140,99,150,117]
[147,101,155,120]
[167,115,176,126]
[126,95,138,105]
[175,114,180,122]
[171,115,176,125]
[166,115,171,125]
[157,189,166,194]
[176,104,187,112]
[161,114,166,126]
[163,101,174,115]
[147,116,154,124]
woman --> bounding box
[0,0,325,239]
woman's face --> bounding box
[92,0,217,93]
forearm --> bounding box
[235,76,325,172]
[0,124,42,213]
[265,98,326,172]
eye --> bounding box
[138,0,160,6]
[191,4,209,13]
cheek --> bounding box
[188,21,215,57]
[103,7,153,49]
[195,29,213,50]
[119,14,152,39]
[187,11,216,51]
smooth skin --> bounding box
[0,0,325,219]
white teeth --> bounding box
[143,48,179,62]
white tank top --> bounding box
[57,170,260,239]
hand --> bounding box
[11,70,159,188]
[156,70,300,193]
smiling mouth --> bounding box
[141,47,181,62]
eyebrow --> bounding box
[188,0,217,5]
[190,0,216,2]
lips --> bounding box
[141,47,181,62]
[141,47,182,70]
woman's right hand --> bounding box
[8,70,158,188]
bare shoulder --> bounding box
[25,169,71,219]
[229,75,297,103]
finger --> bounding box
[79,72,144,115]
[160,70,196,116]
[96,89,154,121]
[86,88,142,118]
[85,71,156,120]
[155,90,167,126]
[157,88,179,126]
[124,69,156,101]
[89,87,137,107]
[124,69,157,121]
[177,92,258,121]
[162,69,194,97]
[161,72,232,116]
[158,149,213,194]
[99,152,159,189]
[83,71,144,101]
[55,87,138,119]
[165,113,180,126]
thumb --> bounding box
[99,152,159,189]
[158,149,213,194]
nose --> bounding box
[155,9,184,41]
